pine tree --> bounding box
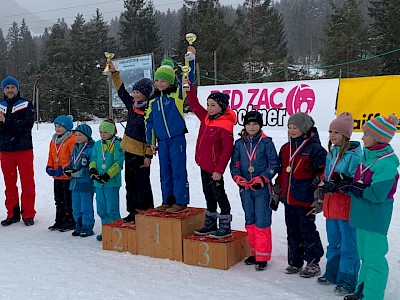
[321,0,372,78]
[5,22,21,78]
[236,0,288,82]
[0,29,7,79]
[119,0,162,61]
[369,0,400,74]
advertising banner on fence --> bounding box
[337,75,400,132]
[112,53,154,108]
[197,79,339,132]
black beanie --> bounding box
[132,78,154,99]
[243,111,263,128]
[208,92,230,112]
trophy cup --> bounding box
[102,51,116,74]
[184,33,197,61]
[180,65,191,91]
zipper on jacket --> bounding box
[159,93,171,138]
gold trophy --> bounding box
[102,51,116,74]
[182,33,196,91]
[181,65,191,91]
[185,33,197,61]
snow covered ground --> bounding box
[0,114,399,299]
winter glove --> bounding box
[311,177,322,189]
[270,184,281,211]
[54,166,63,177]
[46,166,55,177]
[233,175,248,188]
[89,168,99,180]
[323,181,338,194]
[98,173,110,184]
[307,199,323,215]
[314,187,325,201]
[63,165,77,177]
[249,176,269,191]
[339,182,369,198]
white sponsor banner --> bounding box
[197,79,339,132]
[112,53,154,108]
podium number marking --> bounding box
[112,228,123,250]
[155,222,160,244]
[198,242,210,267]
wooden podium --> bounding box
[102,219,137,254]
[135,207,205,261]
[183,230,251,270]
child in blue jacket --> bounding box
[63,124,95,237]
[341,114,399,300]
[230,111,280,271]
[145,46,195,214]
[89,119,124,241]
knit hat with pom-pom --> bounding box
[154,58,175,85]
[363,114,399,143]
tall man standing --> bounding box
[0,76,36,226]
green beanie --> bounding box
[154,58,175,85]
[99,120,116,136]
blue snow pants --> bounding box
[157,134,189,205]
[95,187,121,225]
[72,191,94,235]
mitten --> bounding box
[249,176,268,191]
[311,177,322,189]
[308,199,323,215]
[269,184,281,211]
[46,166,55,177]
[340,182,369,198]
[323,181,338,193]
[89,168,99,179]
[98,173,110,184]
[233,175,248,188]
[54,166,63,177]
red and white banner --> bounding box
[197,79,339,132]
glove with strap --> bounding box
[249,176,269,191]
[233,175,248,189]
[269,184,281,211]
[339,182,369,198]
[98,173,110,184]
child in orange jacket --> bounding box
[46,115,76,232]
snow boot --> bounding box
[299,262,321,278]
[123,212,136,223]
[334,286,351,296]
[285,265,303,274]
[194,211,217,235]
[343,282,364,300]
[23,218,34,226]
[96,234,102,241]
[255,261,268,271]
[48,223,61,231]
[208,214,232,239]
[166,204,188,214]
[1,218,20,226]
[244,256,256,265]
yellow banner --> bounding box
[337,75,400,132]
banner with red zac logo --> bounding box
[197,79,339,132]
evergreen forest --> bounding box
[1,0,399,121]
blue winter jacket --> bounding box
[67,139,95,193]
[0,92,34,151]
[145,59,195,144]
[230,131,280,183]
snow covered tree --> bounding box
[321,0,373,78]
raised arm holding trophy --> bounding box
[181,33,197,91]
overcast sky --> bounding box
[3,0,245,34]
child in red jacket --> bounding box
[186,84,236,238]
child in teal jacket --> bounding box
[89,119,124,241]
[340,114,399,300]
